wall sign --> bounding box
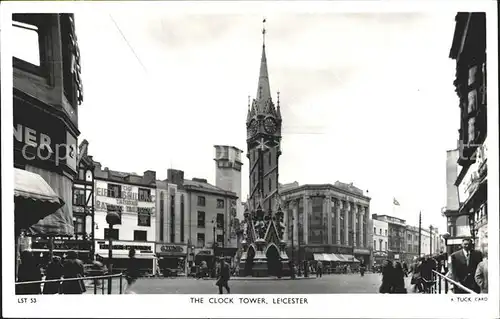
[156,244,187,255]
[95,240,154,255]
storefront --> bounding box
[156,244,187,274]
[372,251,388,268]
[353,248,371,266]
[30,239,92,267]
[95,240,156,275]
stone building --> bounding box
[281,182,372,266]
[446,12,487,254]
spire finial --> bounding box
[277,90,280,106]
[248,95,251,109]
[262,18,266,47]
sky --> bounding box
[14,9,461,232]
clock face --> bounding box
[247,120,258,138]
[264,117,277,134]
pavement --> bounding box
[86,273,416,294]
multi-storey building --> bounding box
[405,225,421,262]
[445,12,487,255]
[372,218,389,267]
[372,215,407,261]
[93,163,157,274]
[13,14,83,269]
[281,182,372,266]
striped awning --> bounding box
[14,168,65,231]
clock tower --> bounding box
[239,20,289,277]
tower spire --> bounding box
[256,18,271,105]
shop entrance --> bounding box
[266,244,281,277]
[244,245,255,276]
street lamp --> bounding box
[429,225,434,256]
[106,210,120,294]
[211,219,217,278]
[291,216,295,279]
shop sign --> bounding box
[353,248,370,255]
[195,248,214,255]
[156,244,187,254]
[95,240,154,255]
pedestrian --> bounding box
[125,248,140,294]
[392,262,407,293]
[316,261,323,278]
[379,259,393,294]
[215,258,231,294]
[16,251,42,295]
[411,258,424,293]
[474,253,488,293]
[61,251,86,294]
[402,261,409,277]
[43,256,63,294]
[447,238,483,293]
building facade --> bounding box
[93,163,157,273]
[446,12,487,255]
[372,219,389,267]
[281,182,372,266]
[14,14,83,267]
[372,215,407,261]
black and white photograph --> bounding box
[1,1,499,318]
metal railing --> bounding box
[423,270,477,294]
[15,273,124,295]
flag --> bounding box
[393,197,400,206]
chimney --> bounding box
[372,214,378,220]
[143,170,156,184]
[167,169,184,187]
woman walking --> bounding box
[16,251,42,295]
[392,262,407,293]
[379,259,394,294]
[61,251,86,294]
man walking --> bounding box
[474,252,488,293]
[216,258,231,294]
[125,248,140,294]
[448,238,483,293]
[316,261,323,278]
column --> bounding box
[344,201,349,245]
[326,197,332,245]
[352,203,358,247]
[284,201,289,242]
[335,199,341,245]
[359,206,364,248]
[293,199,299,247]
[303,195,309,245]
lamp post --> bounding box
[429,225,433,256]
[212,219,217,278]
[291,216,295,279]
[106,210,120,294]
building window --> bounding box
[374,227,376,234]
[104,228,119,240]
[408,234,412,241]
[298,198,305,245]
[385,229,387,236]
[197,211,205,228]
[268,153,272,166]
[379,239,383,252]
[408,244,412,253]
[12,17,41,67]
[134,230,147,242]
[73,214,85,235]
[268,179,272,192]
[137,207,152,226]
[309,197,325,244]
[216,234,224,245]
[107,204,122,224]
[197,196,206,207]
[160,192,164,241]
[107,183,121,198]
[385,242,387,251]
[374,240,377,251]
[217,199,224,209]
[180,195,185,242]
[170,194,175,243]
[379,229,382,235]
[197,233,205,247]
[138,188,152,202]
[73,188,85,206]
[216,213,224,229]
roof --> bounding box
[280,182,370,200]
[183,179,238,198]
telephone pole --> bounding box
[418,211,422,257]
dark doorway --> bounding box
[266,244,281,277]
[245,246,255,276]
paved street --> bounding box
[89,273,415,294]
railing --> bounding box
[15,273,124,295]
[423,270,478,294]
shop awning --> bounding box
[14,168,65,231]
[313,253,324,261]
[328,253,342,262]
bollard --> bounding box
[444,279,449,294]
[438,276,442,294]
[119,274,123,294]
[102,278,105,294]
[94,279,97,295]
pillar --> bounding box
[303,195,309,245]
[344,201,349,245]
[326,196,332,245]
[359,206,364,248]
[353,203,358,247]
[335,199,341,245]
[293,199,299,246]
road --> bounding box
[89,273,415,294]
